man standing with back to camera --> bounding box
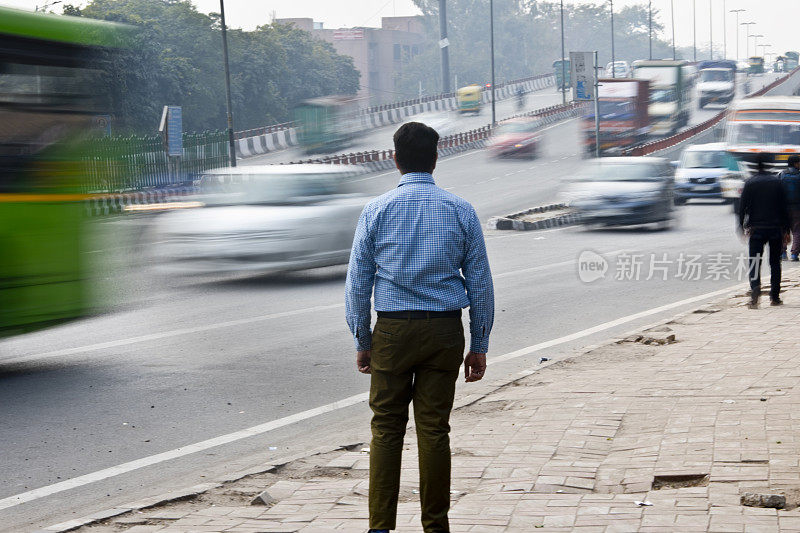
[345,122,495,533]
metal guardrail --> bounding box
[625,69,798,157]
[234,121,295,140]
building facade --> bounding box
[276,16,426,105]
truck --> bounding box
[632,60,690,136]
[583,78,650,156]
[294,96,365,154]
[696,59,737,109]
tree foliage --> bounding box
[400,0,695,97]
[63,0,359,133]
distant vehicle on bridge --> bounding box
[294,96,365,155]
[748,56,765,75]
[632,60,691,136]
[582,78,650,156]
[456,85,482,114]
[604,61,630,78]
[774,57,786,73]
[785,51,799,71]
[553,58,571,90]
[725,96,800,174]
[696,60,737,109]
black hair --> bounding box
[755,152,771,173]
[393,122,439,174]
[789,155,800,168]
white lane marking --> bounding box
[493,249,626,279]
[1,304,345,366]
[0,282,743,511]
[0,392,369,512]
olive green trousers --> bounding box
[368,316,465,532]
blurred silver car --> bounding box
[149,164,368,274]
[562,157,677,229]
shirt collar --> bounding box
[398,172,435,187]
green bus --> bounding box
[0,7,126,338]
[785,51,799,71]
[553,59,571,90]
[748,56,765,75]
[294,96,364,154]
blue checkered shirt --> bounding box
[345,172,494,353]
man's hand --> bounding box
[784,231,792,246]
[356,350,372,374]
[464,351,486,382]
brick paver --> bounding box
[78,279,800,532]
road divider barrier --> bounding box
[487,203,581,231]
[234,74,557,158]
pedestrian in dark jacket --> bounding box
[779,155,800,260]
[739,153,791,308]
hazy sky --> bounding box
[4,0,798,61]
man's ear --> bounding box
[395,158,402,173]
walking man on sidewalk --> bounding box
[345,121,495,533]
[739,153,791,308]
[779,155,800,261]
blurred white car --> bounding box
[605,61,630,78]
[149,165,369,274]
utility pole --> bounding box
[610,0,615,78]
[438,0,451,93]
[490,0,496,125]
[648,0,653,60]
[220,0,237,167]
[560,0,566,104]
[709,0,713,60]
[671,0,676,60]
[730,9,745,61]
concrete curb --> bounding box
[487,203,582,231]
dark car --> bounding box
[487,117,540,159]
[562,157,677,229]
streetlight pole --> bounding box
[219,0,237,167]
[741,22,755,58]
[489,0,496,125]
[751,34,763,57]
[438,0,450,93]
[671,0,676,60]
[693,0,696,62]
[610,0,615,78]
[709,0,713,60]
[730,9,745,62]
[648,0,653,60]
[722,0,726,59]
[560,0,566,104]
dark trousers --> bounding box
[368,316,464,533]
[749,228,783,299]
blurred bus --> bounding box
[726,96,800,174]
[0,7,127,338]
[785,51,799,71]
[748,56,765,75]
[294,96,365,154]
[456,85,482,114]
[553,59,571,90]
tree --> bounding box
[69,0,359,133]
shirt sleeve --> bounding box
[738,180,751,231]
[462,206,495,353]
[345,206,376,351]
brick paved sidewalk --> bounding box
[74,278,800,532]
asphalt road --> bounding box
[0,72,790,532]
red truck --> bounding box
[583,78,650,156]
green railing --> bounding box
[85,130,229,192]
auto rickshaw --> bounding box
[456,85,482,114]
